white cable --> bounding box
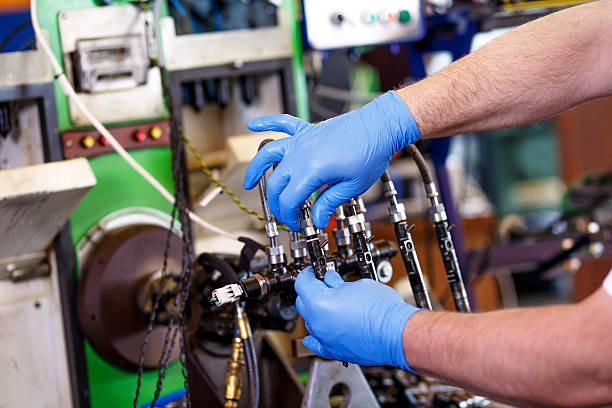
[198,186,223,208]
[30,0,238,241]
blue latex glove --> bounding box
[295,267,420,371]
[243,90,421,231]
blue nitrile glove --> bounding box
[243,90,421,231]
[294,267,420,372]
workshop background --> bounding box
[0,0,610,407]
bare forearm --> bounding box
[402,288,612,407]
[397,0,612,139]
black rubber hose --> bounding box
[406,144,433,185]
[242,326,260,408]
[196,253,238,285]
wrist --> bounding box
[368,90,422,153]
[385,301,421,372]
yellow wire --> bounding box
[181,133,290,232]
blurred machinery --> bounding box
[0,0,609,407]
[302,0,426,50]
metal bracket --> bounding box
[0,252,49,282]
[301,359,381,408]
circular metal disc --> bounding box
[77,225,184,370]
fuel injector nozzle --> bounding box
[407,145,471,313]
[299,202,328,281]
[380,170,432,309]
[346,198,378,281]
[333,206,352,257]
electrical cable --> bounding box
[30,0,238,241]
[146,63,198,408]
[133,206,178,408]
[182,135,290,231]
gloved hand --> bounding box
[295,267,420,371]
[243,91,421,231]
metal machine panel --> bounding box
[0,29,53,87]
[57,5,164,125]
[0,158,96,260]
[160,14,292,71]
[302,0,426,50]
[0,253,73,408]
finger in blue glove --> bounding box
[295,267,420,372]
[243,91,421,231]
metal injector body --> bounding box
[299,202,328,281]
[257,139,286,275]
[346,198,378,281]
[224,336,244,408]
[289,231,309,271]
[333,206,352,257]
[355,197,374,250]
[380,171,432,309]
[407,145,471,313]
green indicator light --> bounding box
[398,10,411,23]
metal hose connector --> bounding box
[257,139,275,223]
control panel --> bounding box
[302,0,426,50]
[62,119,170,159]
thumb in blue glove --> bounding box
[294,267,420,372]
[243,91,421,231]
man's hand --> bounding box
[294,267,420,371]
[242,91,421,231]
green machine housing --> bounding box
[35,0,308,406]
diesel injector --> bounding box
[333,206,352,257]
[346,198,378,281]
[407,145,471,313]
[289,231,309,271]
[380,170,432,309]
[299,201,329,281]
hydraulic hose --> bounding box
[406,145,471,313]
[257,139,286,271]
[197,253,239,285]
[236,304,260,408]
[406,144,433,185]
